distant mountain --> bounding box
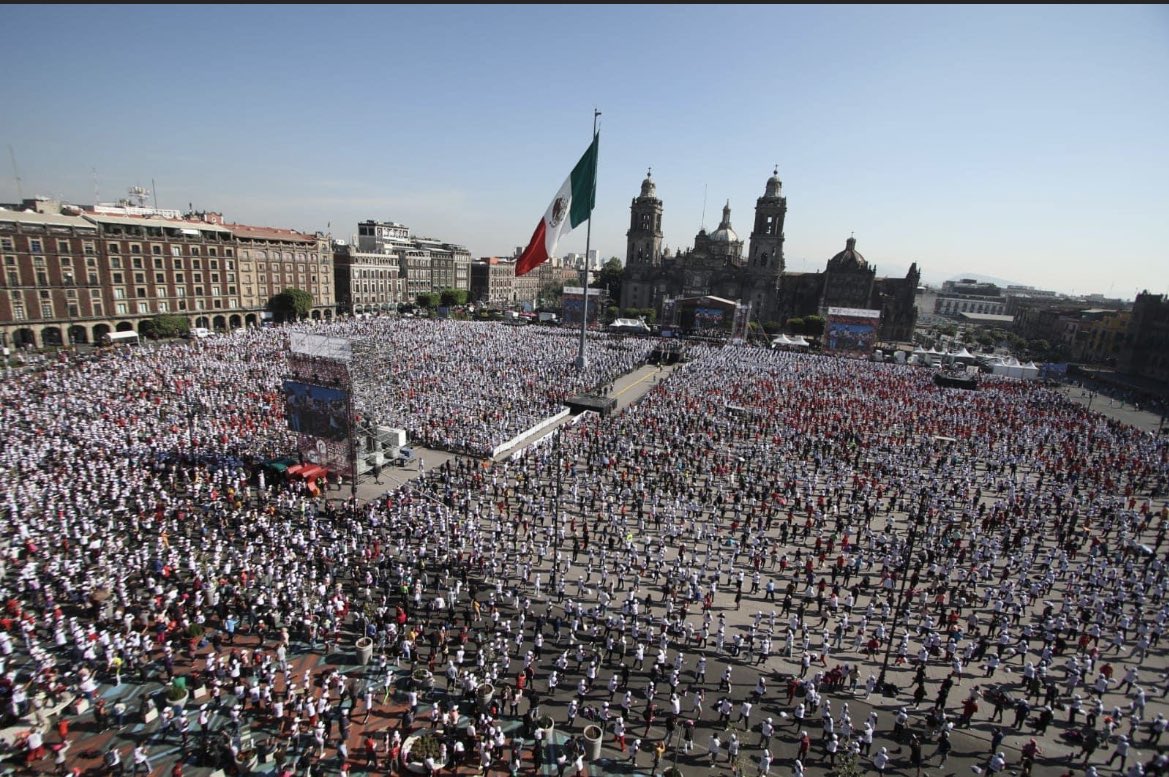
[943,272,1025,287]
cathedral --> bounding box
[619,168,920,343]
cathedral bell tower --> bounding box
[744,168,787,322]
[748,167,786,276]
[626,168,663,267]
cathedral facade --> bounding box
[620,169,920,343]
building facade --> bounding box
[0,198,334,349]
[621,169,919,342]
[471,257,519,306]
[350,219,471,301]
[1121,292,1169,386]
[332,244,407,314]
[934,279,1007,317]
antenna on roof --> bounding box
[152,179,158,210]
[8,146,23,201]
[701,184,708,230]
[92,167,99,205]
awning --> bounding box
[299,465,328,481]
[264,456,296,472]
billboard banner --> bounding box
[283,380,351,442]
[825,307,881,356]
[288,332,352,362]
[562,287,602,325]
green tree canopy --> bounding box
[416,292,438,309]
[267,288,313,322]
[803,315,825,337]
[140,314,190,339]
[595,257,624,303]
[439,288,468,307]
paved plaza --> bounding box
[1,331,1167,777]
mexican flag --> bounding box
[515,133,599,277]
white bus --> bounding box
[101,331,140,347]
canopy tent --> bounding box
[771,334,809,348]
[953,348,975,359]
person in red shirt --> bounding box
[959,695,979,727]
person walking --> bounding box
[1106,735,1131,771]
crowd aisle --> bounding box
[0,325,1166,777]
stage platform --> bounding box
[566,394,618,417]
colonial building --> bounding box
[332,244,407,314]
[777,237,919,343]
[350,219,471,300]
[620,169,919,342]
[1120,292,1169,386]
[621,169,785,323]
[0,198,334,349]
[471,257,518,306]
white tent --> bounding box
[954,348,975,359]
[788,335,810,348]
[1021,361,1040,380]
[772,334,793,347]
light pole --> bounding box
[553,426,562,548]
[876,488,930,693]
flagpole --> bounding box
[575,109,601,373]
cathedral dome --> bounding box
[708,201,739,243]
[640,168,656,198]
[765,167,782,198]
[827,237,867,270]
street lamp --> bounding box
[553,426,564,549]
[876,487,931,693]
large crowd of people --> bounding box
[0,321,1167,777]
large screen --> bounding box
[825,308,880,356]
[282,381,351,442]
[694,306,726,326]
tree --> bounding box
[594,257,624,304]
[416,292,438,310]
[935,321,958,338]
[267,288,313,322]
[140,314,190,339]
[786,317,805,334]
[539,279,565,308]
[803,315,825,337]
[439,288,468,307]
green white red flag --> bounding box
[515,133,599,277]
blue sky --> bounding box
[2,5,1167,298]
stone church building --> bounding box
[619,169,920,342]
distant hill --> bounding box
[943,272,1025,287]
